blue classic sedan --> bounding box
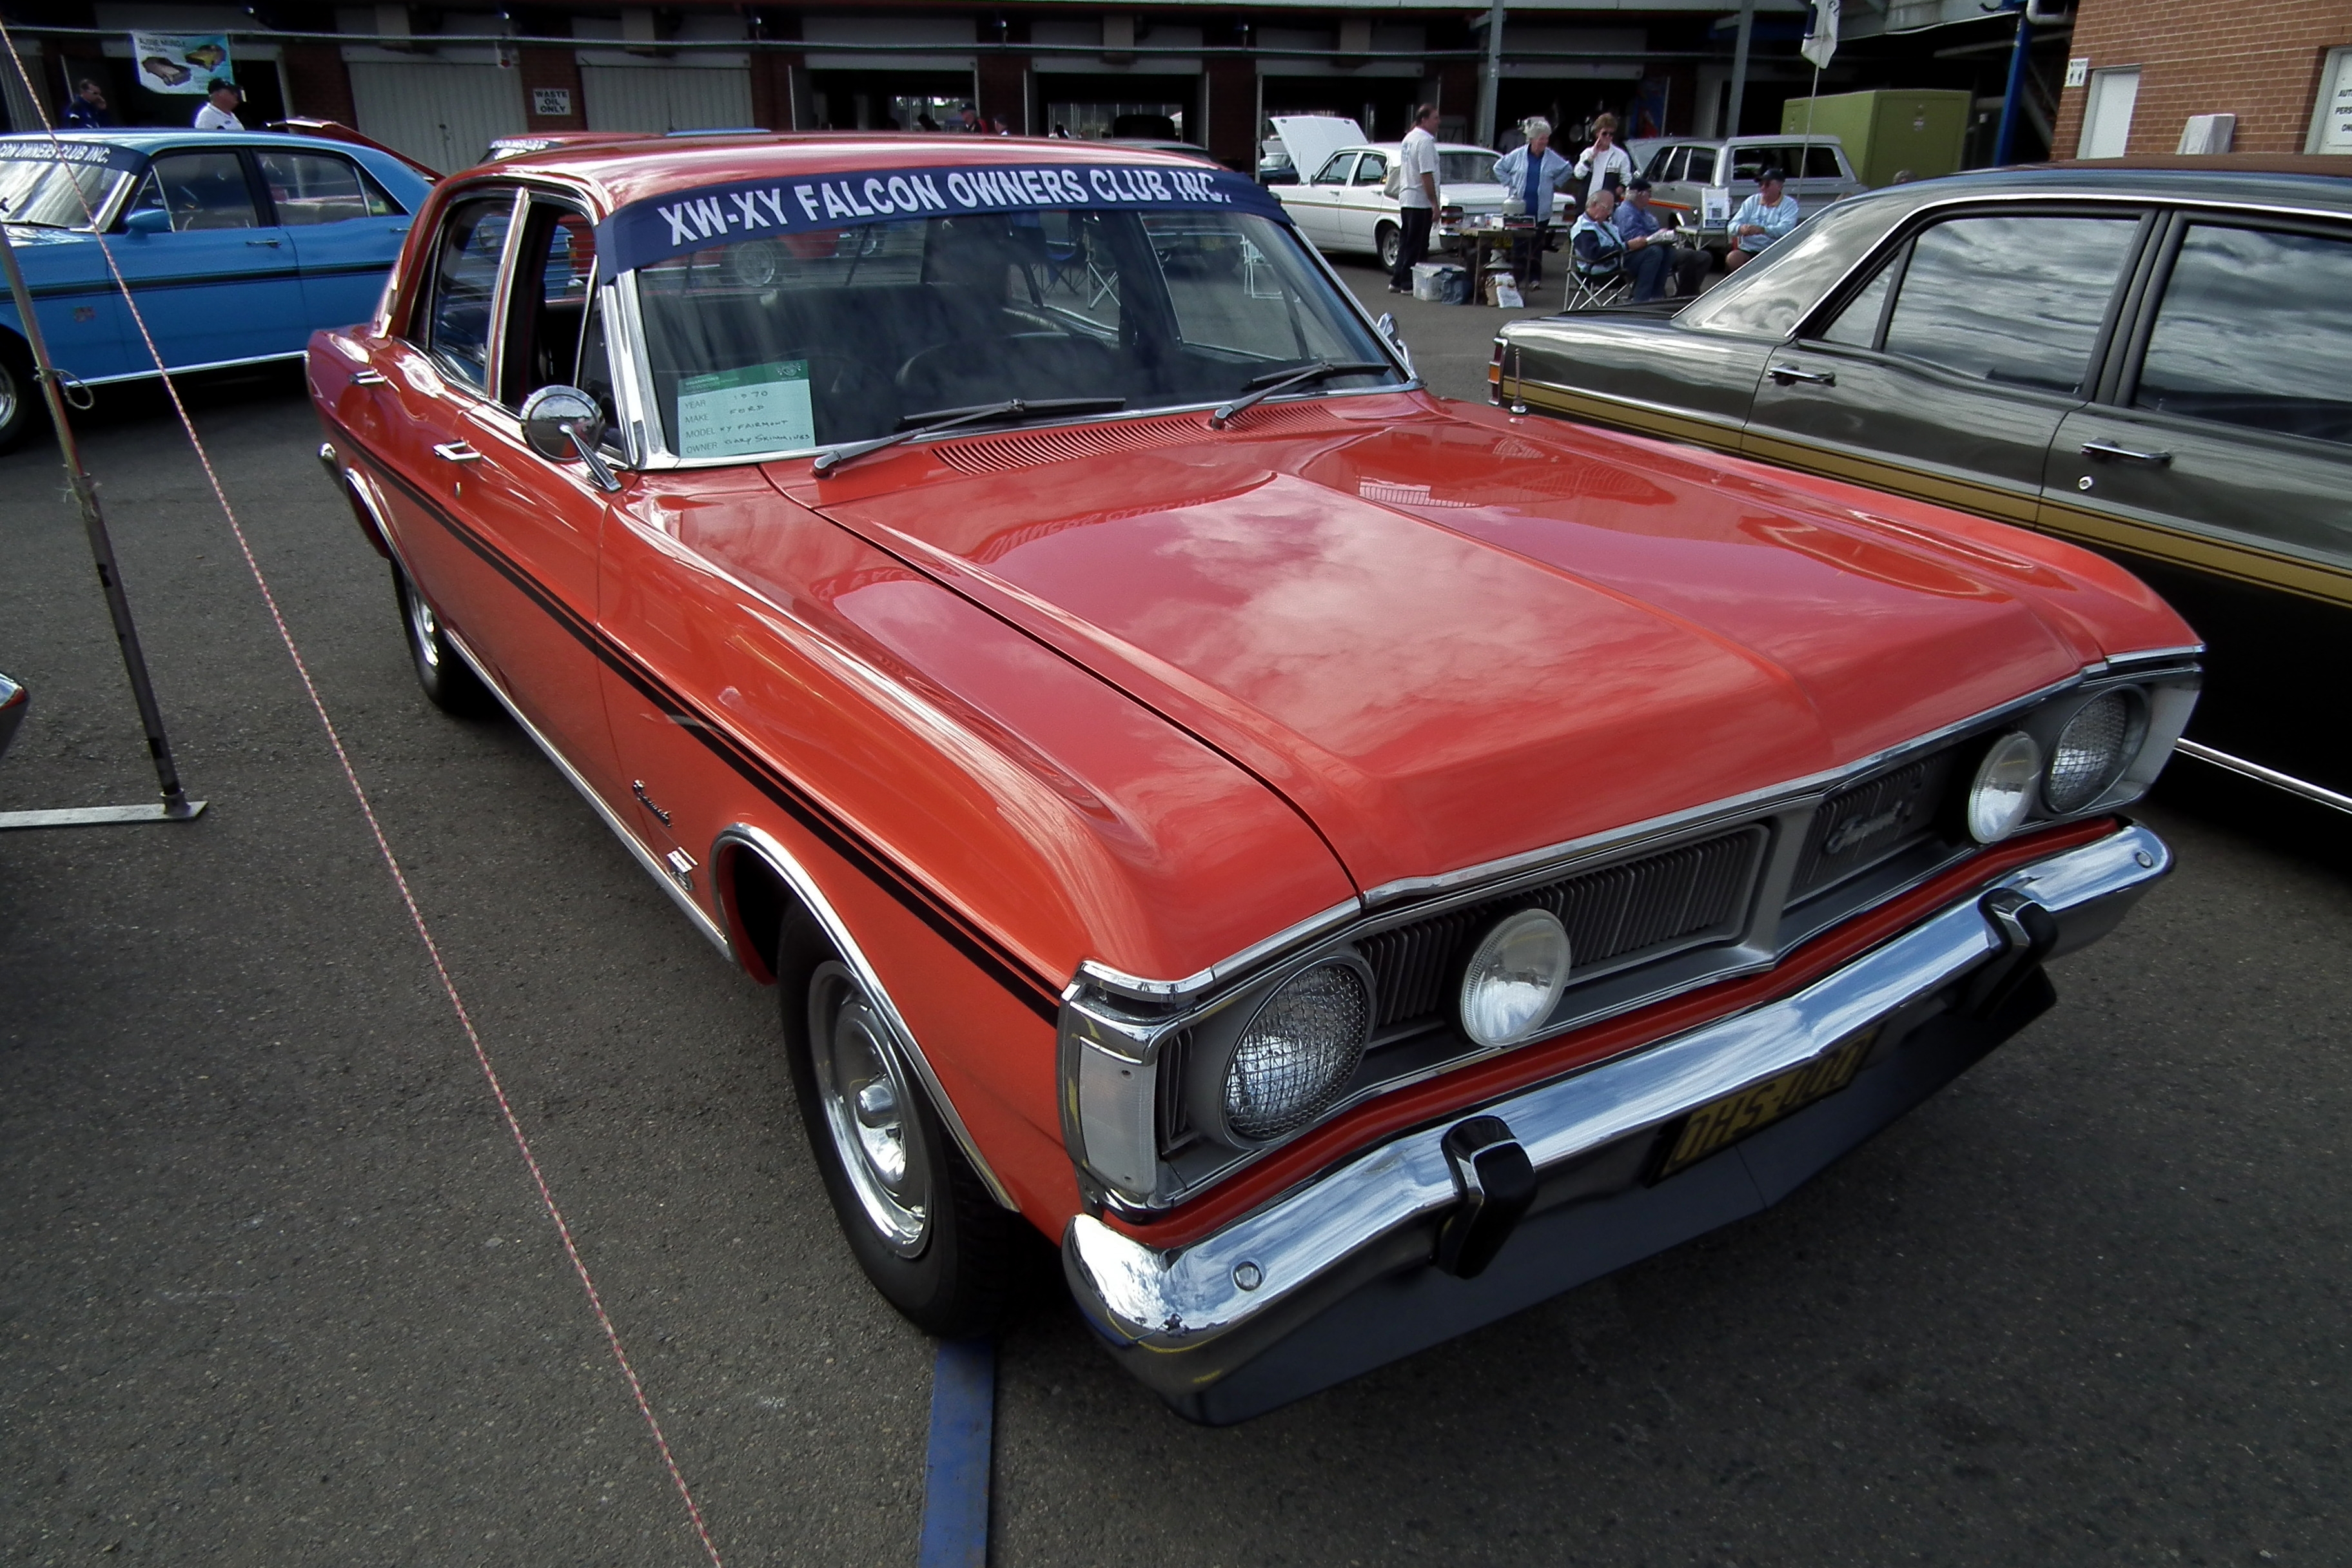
[0,130,433,449]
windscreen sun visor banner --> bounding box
[0,139,148,175]
[594,161,1289,275]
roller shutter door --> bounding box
[348,61,527,174]
[581,66,756,133]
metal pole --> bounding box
[1727,0,1756,137]
[1992,6,2034,165]
[1476,0,1507,148]
[0,219,201,823]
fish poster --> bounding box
[131,34,233,95]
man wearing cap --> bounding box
[192,79,243,130]
[1725,166,1799,271]
[1614,177,1707,301]
[1491,117,1576,288]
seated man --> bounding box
[1567,189,1634,297]
[1612,177,1709,302]
[1725,166,1801,271]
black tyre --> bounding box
[0,334,46,455]
[392,564,496,716]
[1376,222,1402,271]
[776,910,1023,1337]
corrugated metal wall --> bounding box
[580,66,754,133]
[347,61,527,173]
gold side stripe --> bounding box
[2035,500,2352,611]
[1512,380,1745,454]
[1738,433,2039,525]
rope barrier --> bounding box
[0,32,722,1565]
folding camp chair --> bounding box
[1562,266,1634,312]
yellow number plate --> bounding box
[1654,1026,1881,1181]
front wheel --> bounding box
[1377,222,1402,271]
[0,335,45,455]
[779,919,1023,1337]
[392,564,495,716]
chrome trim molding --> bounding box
[2175,740,2352,816]
[1076,897,1364,1003]
[440,625,734,958]
[713,822,1021,1210]
[1066,821,2170,1360]
[75,349,306,387]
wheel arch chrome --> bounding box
[711,822,1021,1211]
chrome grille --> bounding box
[1359,826,1765,1034]
[1792,745,1961,899]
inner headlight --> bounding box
[1458,908,1573,1048]
[2045,691,2137,814]
[1217,959,1371,1142]
[1967,731,2042,843]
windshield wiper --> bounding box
[812,397,1126,477]
[1210,360,1391,429]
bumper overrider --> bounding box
[1064,821,2168,1424]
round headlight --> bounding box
[1220,960,1371,1142]
[2045,691,2134,814]
[1458,908,1573,1048]
[1967,731,2042,843]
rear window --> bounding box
[2134,223,2352,445]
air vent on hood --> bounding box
[933,402,1344,476]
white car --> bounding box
[1273,134,1511,268]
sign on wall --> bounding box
[2320,49,2352,153]
[533,86,573,117]
[130,32,232,95]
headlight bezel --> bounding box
[1190,952,1375,1149]
[2041,687,2148,815]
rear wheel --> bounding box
[392,564,495,716]
[778,914,1023,1337]
[1377,222,1402,271]
[0,335,45,455]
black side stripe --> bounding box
[336,423,1066,1023]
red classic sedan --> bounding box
[308,135,2202,1424]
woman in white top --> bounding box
[1573,112,1634,201]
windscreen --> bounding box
[631,206,1399,459]
[0,155,130,230]
[1439,152,1499,186]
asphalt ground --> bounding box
[3,275,2348,1566]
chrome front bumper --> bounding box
[1064,823,2169,1423]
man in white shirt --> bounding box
[192,80,244,131]
[1572,112,1633,203]
[1388,103,1441,294]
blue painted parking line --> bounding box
[917,1338,995,1568]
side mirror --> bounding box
[518,384,622,492]
[122,207,172,237]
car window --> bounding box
[1801,145,1843,179]
[1878,215,2139,395]
[424,193,516,391]
[1352,153,1388,188]
[128,152,257,231]
[1642,146,1673,181]
[1678,197,1892,338]
[1731,146,1790,181]
[255,149,402,224]
[1438,152,1496,185]
[1815,263,1893,348]
[500,201,597,407]
[1685,147,1718,184]
[2133,224,2352,446]
[1312,153,1356,186]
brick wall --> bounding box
[2051,0,2352,155]
[280,42,355,125]
[516,43,583,130]
[1204,55,1255,170]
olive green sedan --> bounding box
[1494,157,2352,812]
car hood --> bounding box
[787,398,2171,894]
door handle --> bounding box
[244,237,283,247]
[431,441,484,464]
[2078,439,2171,465]
[350,369,387,386]
[390,226,409,236]
[1769,364,1836,386]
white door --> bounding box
[580,65,756,133]
[2079,68,2140,159]
[347,61,528,175]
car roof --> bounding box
[1865,159,2352,215]
[0,128,414,159]
[1664,134,1847,148]
[485,132,1237,211]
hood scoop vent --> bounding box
[934,401,1344,476]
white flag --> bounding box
[1800,0,1840,70]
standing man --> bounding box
[1490,116,1574,288]
[956,103,982,133]
[1573,112,1634,203]
[1388,101,1441,295]
[1725,166,1799,271]
[192,79,243,130]
[1613,177,1708,300]
[61,79,115,128]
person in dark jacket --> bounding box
[61,79,115,128]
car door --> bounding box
[1340,151,1391,253]
[109,147,302,368]
[255,146,414,331]
[1286,153,1355,250]
[1743,205,2151,527]
[2039,211,2352,795]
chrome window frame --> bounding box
[1062,651,2202,1214]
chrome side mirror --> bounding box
[1374,311,1413,376]
[518,384,622,493]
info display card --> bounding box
[676,360,815,458]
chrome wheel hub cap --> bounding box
[406,585,442,671]
[809,962,930,1257]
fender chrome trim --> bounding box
[1066,821,2169,1361]
[713,822,1020,1211]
